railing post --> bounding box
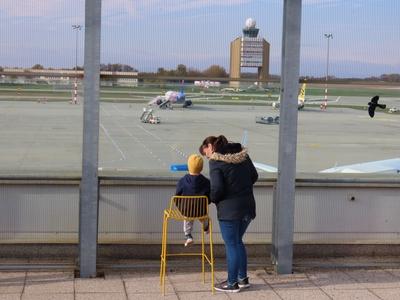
[271,0,302,274]
[79,0,102,278]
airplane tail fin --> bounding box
[241,130,248,147]
[298,83,306,104]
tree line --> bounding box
[147,64,228,78]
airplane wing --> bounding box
[320,158,400,174]
[148,95,164,106]
[253,162,278,173]
[304,96,341,104]
[254,158,400,174]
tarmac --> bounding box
[2,257,400,299]
[0,100,399,174]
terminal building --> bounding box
[0,68,138,87]
[229,18,270,87]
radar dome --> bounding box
[245,18,256,29]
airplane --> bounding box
[148,81,192,109]
[272,83,306,110]
[272,83,341,110]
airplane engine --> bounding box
[183,100,192,108]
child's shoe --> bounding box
[203,222,209,234]
[184,234,193,247]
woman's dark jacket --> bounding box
[209,145,258,220]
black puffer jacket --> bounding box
[209,145,258,220]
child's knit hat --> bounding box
[188,154,203,174]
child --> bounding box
[176,154,211,247]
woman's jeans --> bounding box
[219,215,252,286]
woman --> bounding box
[199,135,258,293]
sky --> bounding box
[0,0,399,78]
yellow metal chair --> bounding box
[160,195,214,294]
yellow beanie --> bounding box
[188,154,203,174]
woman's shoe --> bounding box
[238,277,250,289]
[214,281,240,293]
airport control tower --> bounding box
[229,18,270,87]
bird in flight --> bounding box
[368,95,386,118]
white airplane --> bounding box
[148,83,193,109]
[254,158,400,174]
[272,83,341,110]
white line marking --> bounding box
[135,125,189,159]
[115,123,167,167]
[100,123,127,161]
[112,103,124,115]
[100,105,111,116]
[107,103,190,165]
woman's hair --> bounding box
[199,135,229,155]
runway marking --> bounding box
[112,103,189,162]
[117,124,168,168]
[100,105,111,116]
[136,124,189,160]
[111,103,124,115]
[101,104,170,167]
[136,124,163,142]
[99,105,134,166]
[112,102,189,160]
[100,123,127,161]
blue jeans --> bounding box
[219,215,252,286]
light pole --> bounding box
[72,25,82,104]
[322,33,333,109]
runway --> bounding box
[0,100,399,175]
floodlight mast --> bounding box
[322,33,333,109]
[72,25,82,104]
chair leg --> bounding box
[160,214,166,285]
[209,220,215,294]
[201,222,205,283]
[161,217,169,295]
[160,215,165,289]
